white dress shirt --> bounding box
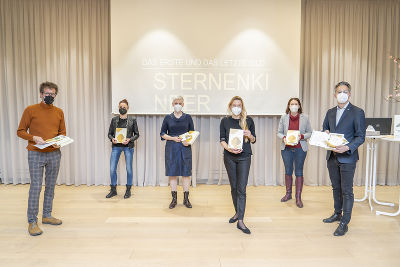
[336,102,350,126]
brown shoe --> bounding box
[28,222,43,236]
[42,216,62,225]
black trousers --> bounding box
[224,153,251,220]
[327,153,356,224]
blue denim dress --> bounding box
[160,113,194,176]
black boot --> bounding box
[106,185,117,198]
[169,191,177,209]
[183,191,192,208]
[124,185,132,199]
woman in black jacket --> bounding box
[220,96,256,234]
[106,99,139,199]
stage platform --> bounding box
[0,184,399,267]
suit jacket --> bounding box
[277,113,312,152]
[322,102,366,163]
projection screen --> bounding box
[111,0,301,115]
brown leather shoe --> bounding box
[42,216,62,225]
[28,222,43,236]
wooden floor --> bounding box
[0,184,400,267]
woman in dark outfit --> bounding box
[220,96,256,234]
[160,96,195,209]
[106,99,139,199]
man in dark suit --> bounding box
[322,81,366,236]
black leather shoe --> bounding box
[323,213,342,223]
[106,185,117,198]
[333,222,348,236]
[229,216,238,223]
[237,222,251,234]
[124,185,132,199]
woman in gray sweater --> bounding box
[277,98,312,208]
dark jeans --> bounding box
[327,153,356,224]
[281,147,307,176]
[224,153,251,220]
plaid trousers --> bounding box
[27,150,61,223]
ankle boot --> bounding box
[295,176,304,208]
[169,191,177,209]
[124,185,132,199]
[106,185,117,198]
[281,175,293,202]
[183,191,192,208]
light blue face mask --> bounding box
[337,92,349,104]
[174,104,182,112]
[231,106,242,115]
[289,105,299,113]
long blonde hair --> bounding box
[227,96,249,142]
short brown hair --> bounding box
[40,82,58,94]
[285,97,303,114]
[119,99,129,107]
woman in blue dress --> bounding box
[160,96,195,209]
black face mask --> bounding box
[119,108,127,115]
[44,95,55,105]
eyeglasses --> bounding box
[43,93,57,97]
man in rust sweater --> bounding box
[17,81,66,236]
